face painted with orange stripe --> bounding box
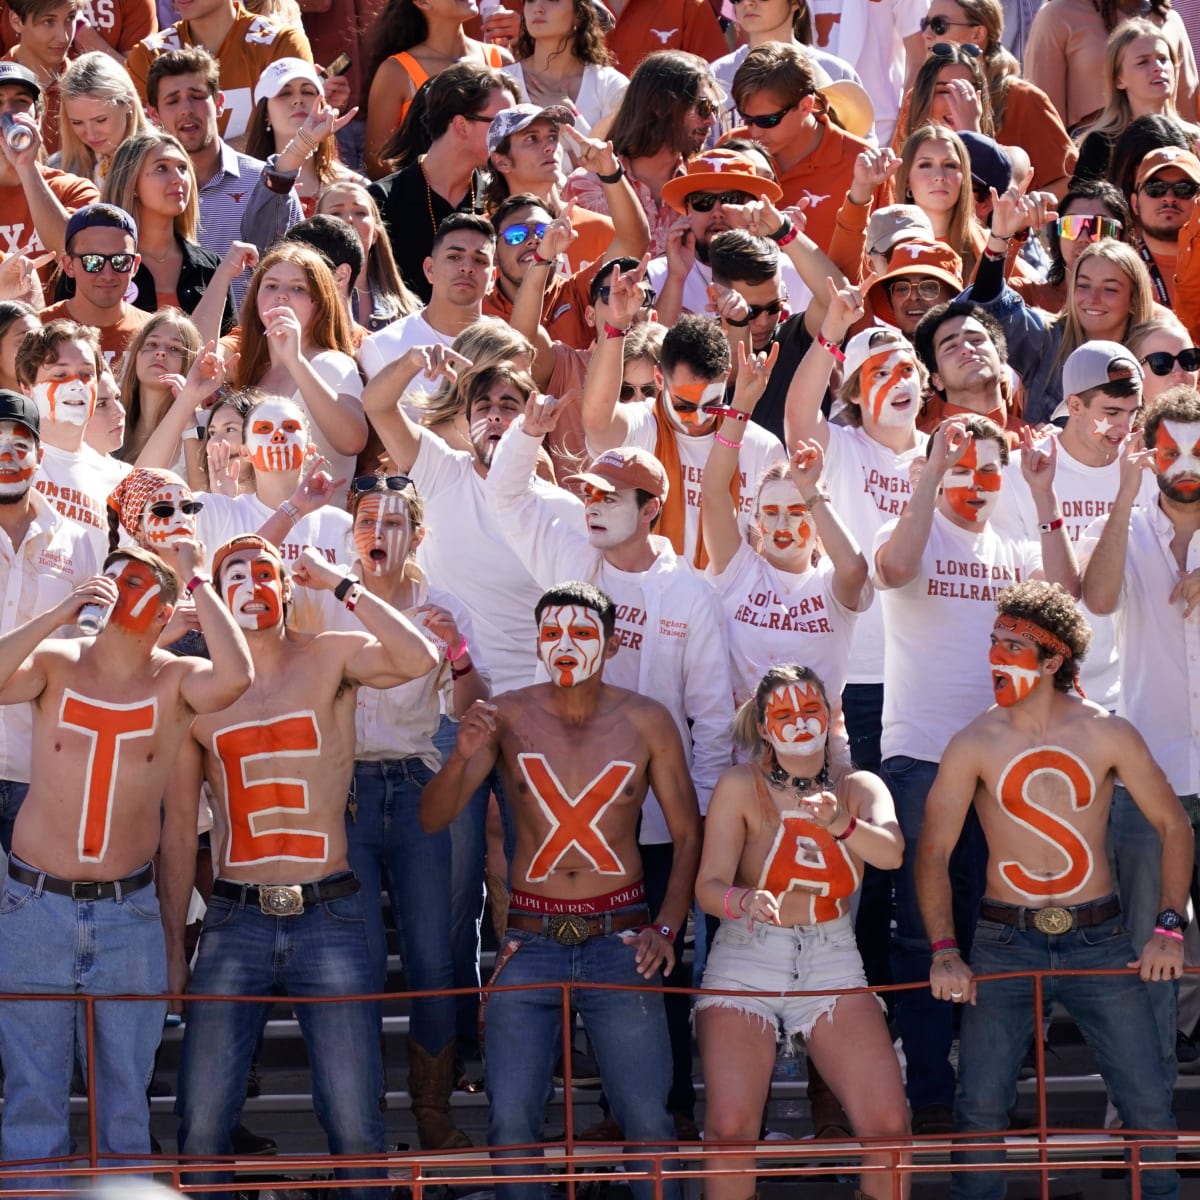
[139,482,197,550]
[1154,418,1200,502]
[861,349,922,429]
[756,478,814,567]
[537,604,605,687]
[665,378,725,436]
[352,493,413,576]
[989,623,1043,707]
[0,420,37,499]
[763,681,828,756]
[31,376,97,427]
[943,437,1003,523]
[106,558,165,634]
[221,551,285,630]
[247,399,306,474]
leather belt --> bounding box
[212,873,360,917]
[507,905,649,946]
[979,894,1121,935]
[7,860,154,901]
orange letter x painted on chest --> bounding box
[518,753,636,883]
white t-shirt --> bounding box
[294,349,363,509]
[410,430,584,696]
[824,422,928,683]
[33,442,122,559]
[358,309,458,413]
[501,62,629,137]
[874,510,1042,762]
[613,400,786,563]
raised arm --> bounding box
[511,213,570,392]
[559,128,650,261]
[828,148,902,284]
[1081,435,1154,615]
[135,341,228,469]
[1018,430,1079,597]
[6,116,90,255]
[421,699,501,831]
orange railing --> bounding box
[2,966,1196,1199]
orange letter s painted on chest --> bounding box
[758,814,859,922]
[60,690,159,863]
[213,711,327,868]
[996,746,1096,900]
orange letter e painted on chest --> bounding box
[757,814,860,922]
[518,753,636,884]
[996,746,1096,900]
[213,711,327,868]
[60,689,158,863]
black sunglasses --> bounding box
[1140,348,1200,375]
[740,104,797,129]
[745,298,785,320]
[73,252,136,274]
[1140,178,1200,199]
[148,499,203,517]
[686,190,754,212]
[694,96,719,119]
[597,284,656,308]
[921,15,978,34]
[620,382,659,402]
[932,39,982,59]
[352,474,413,494]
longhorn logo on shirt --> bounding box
[758,813,859,922]
[995,746,1096,899]
[650,27,678,42]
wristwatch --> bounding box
[1156,907,1189,933]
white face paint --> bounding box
[664,379,726,436]
[860,349,922,430]
[105,558,163,634]
[762,681,829,756]
[1092,416,1113,437]
[537,603,605,687]
[221,553,285,630]
[352,492,413,576]
[246,399,307,474]
[1155,418,1200,500]
[942,438,1004,524]
[32,377,97,427]
[139,482,196,550]
[585,486,641,549]
[0,420,38,499]
[756,478,815,568]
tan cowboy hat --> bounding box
[812,62,874,141]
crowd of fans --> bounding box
[0,0,1200,1196]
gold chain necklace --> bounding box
[420,157,476,235]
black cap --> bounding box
[65,203,138,247]
[0,62,41,101]
[958,131,1012,194]
[0,390,39,441]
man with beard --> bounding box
[1083,384,1200,1098]
[1129,146,1199,309]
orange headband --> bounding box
[994,614,1085,697]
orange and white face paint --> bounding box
[0,419,38,499]
[860,349,922,429]
[537,604,605,687]
[31,376,97,427]
[756,478,815,568]
[106,558,165,635]
[353,492,413,576]
[246,399,306,473]
[139,482,197,550]
[1154,418,1200,500]
[943,437,1003,523]
[221,551,285,631]
[763,680,828,756]
[989,632,1043,707]
[665,378,725,435]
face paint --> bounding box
[584,486,641,549]
[1092,416,1113,437]
[1154,418,1200,500]
[105,559,164,634]
[32,377,97,426]
[861,350,922,429]
[757,814,859,922]
[756,478,814,566]
[989,636,1043,707]
[763,681,828,756]
[139,482,196,550]
[352,492,413,576]
[221,553,285,630]
[665,378,725,435]
[537,603,605,687]
[0,421,37,498]
[246,400,306,473]
[942,438,1003,523]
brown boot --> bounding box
[407,1039,472,1151]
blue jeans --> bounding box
[176,880,385,1200]
[0,778,30,855]
[346,758,455,1053]
[0,862,166,1191]
[484,924,678,1200]
[432,714,488,1058]
[884,754,988,1112]
[953,910,1177,1199]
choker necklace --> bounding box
[768,761,830,792]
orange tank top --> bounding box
[391,44,505,128]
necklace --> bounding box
[140,242,177,263]
[768,761,830,793]
[420,157,476,236]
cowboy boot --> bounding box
[407,1038,472,1151]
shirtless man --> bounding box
[916,580,1191,1200]
[421,581,701,1200]
[177,535,439,1199]
[0,541,252,1188]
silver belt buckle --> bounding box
[1031,906,1073,935]
[259,884,305,916]
[546,913,590,946]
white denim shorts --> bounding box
[695,912,880,1043]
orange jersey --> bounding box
[126,4,312,141]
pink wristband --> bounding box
[1155,926,1184,941]
[722,887,739,918]
[447,636,469,663]
[714,432,741,449]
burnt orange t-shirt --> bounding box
[40,299,151,380]
[604,0,727,76]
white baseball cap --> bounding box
[254,58,324,106]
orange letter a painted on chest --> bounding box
[757,814,859,922]
[60,689,158,863]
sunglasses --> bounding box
[148,499,203,518]
[72,252,136,274]
[888,279,946,302]
[620,382,659,402]
[694,96,719,119]
[597,284,656,308]
[745,298,785,320]
[930,38,982,58]
[1055,214,1123,241]
[1139,178,1200,199]
[921,15,978,34]
[351,474,413,494]
[739,104,797,129]
[687,189,755,212]
[502,222,549,246]
[1140,348,1200,375]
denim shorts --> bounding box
[695,912,880,1043]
